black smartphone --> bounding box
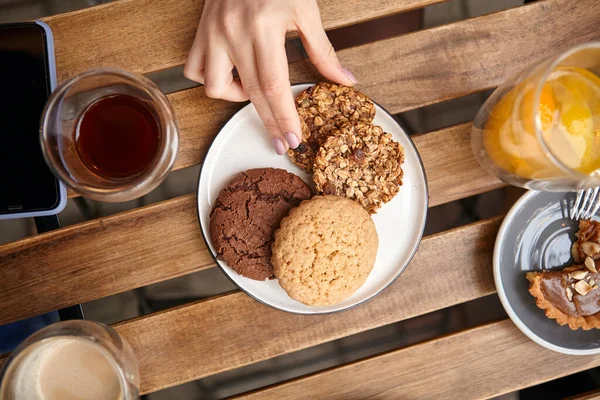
[0,22,66,219]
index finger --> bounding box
[183,32,206,84]
[254,35,302,149]
[233,46,290,155]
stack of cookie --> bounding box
[289,82,405,214]
[209,83,402,307]
[210,168,378,306]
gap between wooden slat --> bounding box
[236,320,600,400]
[568,389,600,400]
[42,0,447,82]
[0,122,502,326]
[109,216,501,394]
[58,0,597,188]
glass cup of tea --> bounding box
[41,68,179,202]
[472,42,600,191]
[0,320,139,399]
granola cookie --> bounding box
[210,168,311,280]
[272,195,378,306]
[289,82,376,172]
[312,122,405,214]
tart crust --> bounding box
[527,266,600,330]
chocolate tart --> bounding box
[527,219,600,330]
[572,219,600,263]
[527,264,600,330]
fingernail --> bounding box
[284,132,301,149]
[272,137,287,155]
[342,67,357,84]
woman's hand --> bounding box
[184,0,356,155]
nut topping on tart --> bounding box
[572,219,600,263]
[527,219,600,330]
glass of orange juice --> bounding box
[472,42,600,191]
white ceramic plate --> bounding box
[197,84,428,314]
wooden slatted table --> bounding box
[2,0,600,397]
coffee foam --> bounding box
[8,336,123,400]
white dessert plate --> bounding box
[196,83,428,314]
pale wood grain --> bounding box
[109,217,500,394]
[0,123,501,326]
[58,0,598,182]
[42,0,446,81]
[238,320,600,400]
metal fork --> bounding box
[572,187,600,220]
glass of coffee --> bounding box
[0,320,139,400]
[41,68,179,202]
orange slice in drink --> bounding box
[547,67,599,173]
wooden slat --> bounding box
[569,390,600,400]
[121,0,600,177]
[343,0,600,113]
[0,123,501,326]
[238,320,600,400]
[415,123,505,203]
[43,0,446,81]
[110,217,500,394]
[0,195,206,325]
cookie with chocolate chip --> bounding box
[288,83,375,172]
[209,168,312,280]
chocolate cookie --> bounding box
[209,168,312,280]
[288,83,376,172]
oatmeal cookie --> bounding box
[210,168,311,280]
[289,82,376,172]
[312,122,405,214]
[272,195,378,306]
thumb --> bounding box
[297,6,357,86]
